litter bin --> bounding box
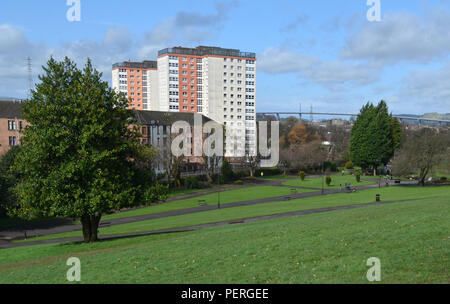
[376,194,380,202]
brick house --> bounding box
[0,99,27,156]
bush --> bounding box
[221,159,234,183]
[440,176,447,181]
[184,176,201,189]
[324,161,338,172]
[355,172,361,183]
[299,171,306,181]
[255,168,282,177]
[345,161,354,170]
[144,183,169,204]
[234,180,244,185]
[325,176,332,186]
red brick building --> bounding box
[0,99,27,156]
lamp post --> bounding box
[217,156,221,209]
[321,161,325,195]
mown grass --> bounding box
[18,186,450,243]
[255,174,295,180]
[102,186,306,221]
[283,175,375,189]
[1,194,448,284]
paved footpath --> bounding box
[0,177,415,249]
[0,198,419,249]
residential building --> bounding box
[134,110,215,175]
[0,99,27,155]
[157,46,257,158]
[112,61,158,111]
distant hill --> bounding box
[421,113,450,120]
[397,113,450,120]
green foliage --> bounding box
[0,146,22,215]
[11,57,151,242]
[220,159,234,183]
[323,161,337,172]
[234,180,244,185]
[355,172,361,183]
[325,176,332,186]
[350,101,400,173]
[390,117,402,150]
[184,176,201,189]
[256,168,282,177]
[299,171,306,181]
[345,161,354,170]
[144,183,169,203]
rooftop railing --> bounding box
[158,46,256,59]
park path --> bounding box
[0,197,420,249]
[0,175,412,247]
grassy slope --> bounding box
[1,195,448,284]
[18,186,450,242]
[102,186,307,221]
[283,175,375,189]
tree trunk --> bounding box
[81,214,101,243]
[418,167,428,187]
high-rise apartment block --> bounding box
[112,46,257,157]
[112,61,158,110]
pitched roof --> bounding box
[0,100,24,119]
[133,110,216,125]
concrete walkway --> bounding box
[0,198,419,249]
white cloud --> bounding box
[137,1,238,59]
[393,63,450,111]
[258,47,319,74]
[341,9,450,65]
[300,61,380,86]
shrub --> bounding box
[345,161,354,170]
[221,159,234,183]
[299,171,306,181]
[325,176,332,186]
[234,180,244,185]
[255,168,282,177]
[355,172,361,183]
[324,161,338,172]
[184,176,200,189]
[144,183,169,204]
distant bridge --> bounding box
[257,112,450,126]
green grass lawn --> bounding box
[283,174,375,189]
[101,186,307,221]
[1,193,448,284]
[18,186,450,243]
[166,183,241,198]
[255,174,295,180]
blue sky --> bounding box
[1,0,450,115]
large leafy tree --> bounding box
[12,57,151,243]
[0,146,21,216]
[350,101,401,175]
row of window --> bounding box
[224,115,244,120]
[9,136,17,146]
[223,65,243,70]
[224,87,243,92]
[224,79,243,85]
[8,120,23,131]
